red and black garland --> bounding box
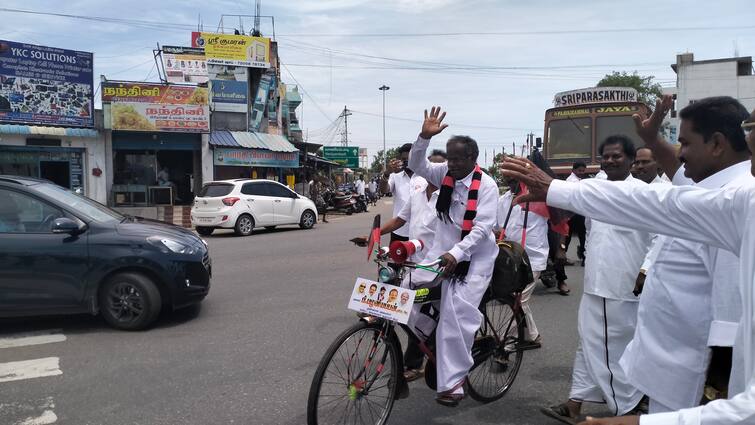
[436,164,482,277]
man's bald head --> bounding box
[632,147,662,183]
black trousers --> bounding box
[547,228,568,282]
[566,215,587,260]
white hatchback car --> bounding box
[191,179,318,236]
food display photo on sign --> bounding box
[102,82,209,132]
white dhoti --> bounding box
[519,271,541,341]
[436,273,490,393]
[569,293,642,415]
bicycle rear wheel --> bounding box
[307,321,400,425]
[467,297,525,403]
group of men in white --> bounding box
[502,95,755,425]
[364,94,755,424]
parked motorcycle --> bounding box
[323,188,357,215]
[354,195,368,213]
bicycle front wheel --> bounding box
[467,297,524,403]
[307,321,400,425]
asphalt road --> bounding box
[0,200,610,425]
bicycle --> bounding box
[306,241,528,425]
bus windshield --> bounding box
[595,115,645,152]
[546,117,592,159]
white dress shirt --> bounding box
[544,176,755,425]
[583,175,652,302]
[640,175,672,271]
[595,170,607,180]
[368,180,377,194]
[355,179,366,196]
[496,191,549,272]
[397,189,438,262]
[566,172,582,183]
[388,171,427,237]
[693,162,752,351]
[409,136,498,278]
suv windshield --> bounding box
[34,183,124,223]
[199,183,235,197]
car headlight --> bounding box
[147,236,199,255]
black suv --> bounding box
[0,175,211,330]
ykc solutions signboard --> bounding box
[0,39,93,127]
[102,82,209,133]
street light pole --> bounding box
[378,85,390,171]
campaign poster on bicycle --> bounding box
[347,278,415,325]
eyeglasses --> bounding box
[742,121,755,133]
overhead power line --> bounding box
[280,63,337,125]
[277,26,755,38]
[350,110,535,131]
[2,8,753,39]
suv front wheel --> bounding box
[100,272,162,331]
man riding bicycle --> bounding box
[407,106,499,407]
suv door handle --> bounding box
[274,200,281,203]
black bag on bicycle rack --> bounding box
[491,193,534,298]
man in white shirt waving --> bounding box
[409,106,499,407]
[543,136,653,424]
[501,102,755,425]
[381,143,428,243]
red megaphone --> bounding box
[389,239,424,264]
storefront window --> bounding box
[0,147,84,193]
[112,150,196,206]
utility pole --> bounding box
[378,85,390,170]
[340,106,352,146]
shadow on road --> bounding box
[0,303,205,336]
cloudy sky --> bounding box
[2,0,753,165]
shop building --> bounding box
[0,122,107,204]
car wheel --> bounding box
[300,210,316,229]
[235,214,255,236]
[99,272,161,331]
[265,226,276,230]
[196,226,214,236]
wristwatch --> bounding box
[560,243,567,250]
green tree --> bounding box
[370,148,399,173]
[597,71,663,105]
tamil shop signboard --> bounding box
[0,39,94,127]
[213,148,299,168]
[192,32,271,68]
[102,82,209,133]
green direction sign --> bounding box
[322,146,360,168]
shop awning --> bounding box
[209,130,298,152]
[0,124,99,138]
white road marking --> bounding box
[0,330,66,349]
[0,358,62,383]
[0,397,58,425]
[19,409,57,425]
